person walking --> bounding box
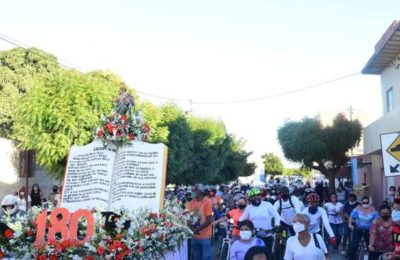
[348,196,379,260]
[30,183,42,207]
[187,184,213,260]
[368,205,394,260]
[284,213,328,260]
[324,193,344,252]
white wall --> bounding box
[0,138,61,203]
[381,56,400,114]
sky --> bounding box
[0,0,398,167]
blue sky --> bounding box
[1,0,399,166]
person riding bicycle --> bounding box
[221,185,234,209]
[301,193,336,245]
[213,195,247,241]
[348,196,378,260]
[239,187,280,253]
[274,186,302,237]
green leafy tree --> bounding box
[262,152,284,176]
[283,167,312,179]
[0,47,59,138]
[13,70,122,178]
[277,113,362,192]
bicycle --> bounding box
[274,229,288,260]
[219,220,233,260]
[355,230,368,260]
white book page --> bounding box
[61,140,116,212]
[110,141,167,212]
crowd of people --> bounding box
[3,180,400,260]
[172,180,400,260]
[0,183,61,219]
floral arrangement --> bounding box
[96,88,150,146]
[0,200,191,259]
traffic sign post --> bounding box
[381,132,400,177]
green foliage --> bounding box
[283,167,312,179]
[277,113,362,189]
[13,69,120,177]
[1,47,255,183]
[0,47,59,138]
[261,152,284,176]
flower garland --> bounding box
[0,200,191,259]
[95,88,150,146]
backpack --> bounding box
[313,233,320,249]
[278,196,294,214]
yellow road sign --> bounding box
[387,135,400,161]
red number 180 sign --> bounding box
[35,208,95,247]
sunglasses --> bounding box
[362,201,369,205]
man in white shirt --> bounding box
[239,187,280,254]
[274,186,302,236]
[301,193,336,245]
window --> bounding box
[387,87,393,112]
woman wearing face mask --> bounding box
[341,193,359,255]
[284,213,328,260]
[17,186,31,212]
[213,196,248,241]
[301,193,336,245]
[229,220,265,260]
[381,200,400,259]
[386,186,397,206]
[368,205,393,260]
[324,193,344,252]
[348,196,379,260]
[239,187,280,253]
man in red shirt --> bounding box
[187,184,213,260]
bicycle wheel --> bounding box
[220,242,230,260]
[357,245,365,260]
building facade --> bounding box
[362,20,400,204]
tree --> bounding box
[277,113,362,192]
[262,152,284,176]
[0,47,59,138]
[13,70,123,178]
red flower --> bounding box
[116,233,124,239]
[38,255,46,260]
[149,213,158,219]
[49,254,58,260]
[26,229,34,237]
[0,251,4,258]
[113,240,122,248]
[137,245,144,253]
[85,256,94,260]
[3,229,13,239]
[105,123,113,133]
[97,246,105,255]
[120,115,128,121]
[128,133,135,140]
[97,130,104,138]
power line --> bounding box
[0,32,361,105]
[193,72,360,105]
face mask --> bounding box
[266,195,271,199]
[238,204,246,210]
[239,230,252,240]
[271,195,276,200]
[293,223,305,233]
[392,210,400,222]
[308,206,318,214]
[362,204,369,208]
[20,192,24,196]
[349,201,356,205]
[251,199,261,206]
[390,192,396,196]
[382,215,390,221]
